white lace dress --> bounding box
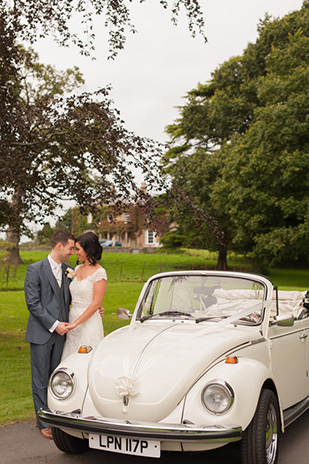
[61,266,107,360]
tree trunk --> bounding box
[3,228,24,264]
[217,246,227,270]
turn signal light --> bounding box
[78,345,92,354]
[225,356,238,364]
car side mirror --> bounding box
[274,314,294,327]
[117,308,132,320]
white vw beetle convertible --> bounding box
[39,271,309,464]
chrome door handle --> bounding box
[299,334,307,340]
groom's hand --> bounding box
[55,322,70,336]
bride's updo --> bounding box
[76,231,102,266]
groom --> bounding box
[24,230,75,439]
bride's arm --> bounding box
[68,279,107,329]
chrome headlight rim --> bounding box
[49,367,74,400]
[201,379,234,415]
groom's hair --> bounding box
[51,230,75,249]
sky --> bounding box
[24,0,304,236]
[34,0,304,145]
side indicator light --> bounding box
[225,356,239,364]
[78,345,92,354]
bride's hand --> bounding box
[66,322,77,330]
[55,322,70,335]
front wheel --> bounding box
[52,427,89,454]
[241,389,280,464]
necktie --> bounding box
[55,263,62,287]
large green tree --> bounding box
[215,31,309,266]
[164,1,309,268]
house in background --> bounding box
[87,208,161,249]
[82,184,167,249]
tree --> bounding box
[216,31,309,266]
[163,1,309,268]
[0,15,164,263]
[162,49,256,268]
[0,30,85,262]
[1,0,206,263]
[162,147,229,267]
[36,222,55,246]
[7,0,206,59]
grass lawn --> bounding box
[0,249,308,427]
[0,249,220,291]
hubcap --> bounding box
[265,403,278,464]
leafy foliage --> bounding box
[0,17,165,264]
[219,31,309,265]
[8,0,206,59]
[1,0,206,262]
[163,2,309,267]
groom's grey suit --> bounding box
[24,257,72,429]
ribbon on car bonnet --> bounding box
[114,376,138,413]
[113,287,143,412]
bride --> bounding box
[61,231,107,360]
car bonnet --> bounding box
[86,321,255,422]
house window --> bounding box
[146,230,155,245]
[124,213,130,224]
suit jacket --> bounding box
[24,257,72,344]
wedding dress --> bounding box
[61,265,107,360]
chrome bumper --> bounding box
[38,409,242,444]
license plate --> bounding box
[89,433,161,458]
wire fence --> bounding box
[0,258,251,291]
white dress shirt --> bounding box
[47,255,61,333]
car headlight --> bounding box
[49,368,74,400]
[201,379,234,415]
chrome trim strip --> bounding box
[38,409,242,444]
[250,338,266,345]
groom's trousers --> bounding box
[30,331,65,429]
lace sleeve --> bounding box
[94,267,107,283]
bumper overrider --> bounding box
[38,409,242,444]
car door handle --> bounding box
[299,334,307,340]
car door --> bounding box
[269,319,307,410]
[303,314,309,395]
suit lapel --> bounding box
[42,257,61,302]
[62,264,71,307]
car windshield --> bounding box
[137,274,266,325]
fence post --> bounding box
[6,264,10,288]
[141,262,146,281]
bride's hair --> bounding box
[76,231,102,266]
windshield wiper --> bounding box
[140,310,193,322]
[195,316,227,323]
[158,310,194,318]
[140,313,155,323]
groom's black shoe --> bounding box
[40,427,53,439]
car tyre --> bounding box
[52,427,89,454]
[241,389,280,464]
